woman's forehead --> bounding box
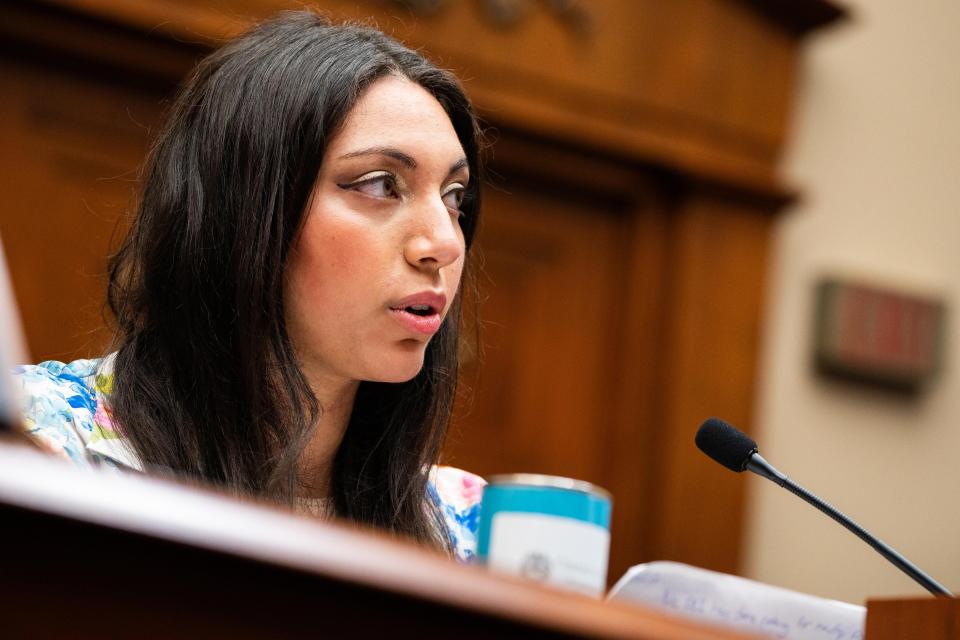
[328,76,465,162]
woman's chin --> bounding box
[372,367,424,384]
[365,351,426,383]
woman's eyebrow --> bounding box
[338,148,469,178]
[339,147,417,168]
[448,158,469,178]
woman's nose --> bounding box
[404,198,464,271]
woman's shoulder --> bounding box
[429,465,486,563]
[430,465,486,509]
[13,355,137,469]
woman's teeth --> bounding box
[407,304,432,316]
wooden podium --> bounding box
[0,438,749,639]
[865,597,960,640]
[1,437,953,639]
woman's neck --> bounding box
[296,371,359,501]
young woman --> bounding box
[14,11,485,561]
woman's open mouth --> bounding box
[390,305,442,335]
[388,291,446,336]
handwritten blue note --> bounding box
[608,562,865,640]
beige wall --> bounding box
[744,0,960,604]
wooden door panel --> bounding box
[448,183,624,486]
[0,61,162,362]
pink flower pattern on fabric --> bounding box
[431,465,486,562]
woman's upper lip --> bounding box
[390,291,447,313]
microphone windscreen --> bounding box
[695,418,758,472]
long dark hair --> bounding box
[106,11,483,550]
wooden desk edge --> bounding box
[0,439,751,639]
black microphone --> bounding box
[695,417,953,597]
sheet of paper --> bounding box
[608,561,865,640]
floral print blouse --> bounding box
[14,356,484,562]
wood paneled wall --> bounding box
[0,0,844,584]
[0,59,164,361]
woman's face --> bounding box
[284,75,469,389]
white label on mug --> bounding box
[487,512,609,596]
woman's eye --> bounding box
[442,184,466,213]
[340,172,400,199]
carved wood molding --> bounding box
[737,0,848,36]
[5,0,838,203]
[388,0,591,36]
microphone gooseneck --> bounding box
[696,418,953,598]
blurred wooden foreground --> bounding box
[0,0,845,584]
[0,437,754,639]
[5,435,953,638]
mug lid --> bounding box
[485,473,611,501]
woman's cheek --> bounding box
[447,256,466,294]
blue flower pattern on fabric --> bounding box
[16,360,102,465]
[431,465,486,563]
